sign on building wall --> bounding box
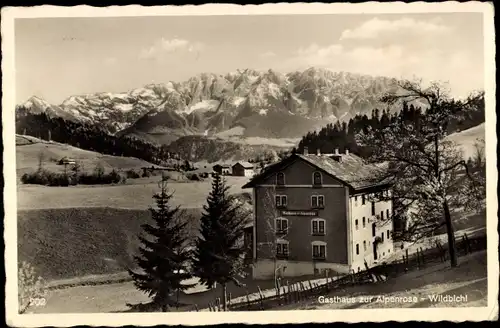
[281,210,318,216]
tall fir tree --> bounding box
[193,173,249,311]
[128,177,194,312]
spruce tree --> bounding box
[128,177,194,312]
[193,173,249,311]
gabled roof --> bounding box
[242,153,390,191]
[233,161,254,169]
[213,163,232,168]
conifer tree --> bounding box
[193,173,249,311]
[128,177,194,312]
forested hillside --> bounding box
[296,96,485,158]
[16,112,178,166]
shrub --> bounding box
[142,170,152,178]
[125,169,141,179]
[21,167,124,186]
[186,173,202,181]
[107,169,121,184]
[21,170,75,187]
[18,261,48,314]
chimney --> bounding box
[316,149,321,156]
[334,148,339,155]
[345,148,349,155]
[303,147,309,155]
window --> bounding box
[356,243,359,255]
[363,241,367,251]
[276,172,285,186]
[275,195,287,208]
[275,218,288,234]
[381,211,384,220]
[372,223,376,237]
[311,195,325,208]
[362,217,366,228]
[313,171,322,186]
[312,241,327,260]
[388,249,390,253]
[276,240,289,258]
[387,230,390,239]
[386,209,390,219]
[362,195,366,205]
[355,219,359,230]
[381,232,384,242]
[371,201,375,215]
[311,218,326,235]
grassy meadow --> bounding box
[18,207,202,281]
[17,176,250,210]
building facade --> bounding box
[232,162,255,177]
[213,164,232,175]
[242,149,394,279]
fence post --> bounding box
[419,247,425,265]
[216,297,221,311]
[194,304,199,312]
[257,286,264,310]
[308,280,314,295]
[364,261,375,282]
[245,291,251,310]
[228,292,232,309]
[464,233,471,254]
[416,248,421,269]
[405,249,409,266]
[285,280,290,304]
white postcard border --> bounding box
[2,2,497,326]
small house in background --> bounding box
[232,161,255,177]
[58,157,76,165]
[213,163,232,175]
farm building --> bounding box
[242,148,395,279]
[213,163,232,175]
[232,161,255,177]
[58,157,76,165]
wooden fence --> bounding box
[195,232,486,312]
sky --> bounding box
[15,13,485,104]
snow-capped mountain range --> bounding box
[16,68,403,144]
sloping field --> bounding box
[445,123,485,159]
[18,207,202,281]
[15,135,155,177]
[17,176,250,210]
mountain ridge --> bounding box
[16,68,410,142]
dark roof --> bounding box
[242,153,390,191]
[233,161,254,169]
[213,163,232,168]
